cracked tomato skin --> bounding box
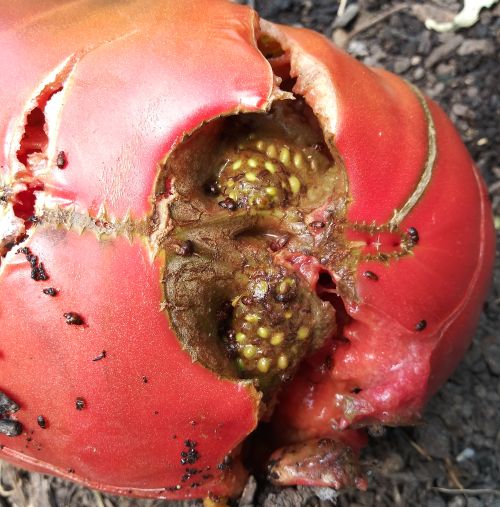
[0,0,495,500]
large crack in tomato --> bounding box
[160,97,346,387]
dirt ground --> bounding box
[1,1,499,506]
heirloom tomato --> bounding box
[0,0,494,501]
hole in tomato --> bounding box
[156,35,354,405]
[318,270,336,290]
[257,34,285,59]
[162,97,343,214]
[257,33,295,92]
[158,97,346,393]
[11,183,44,223]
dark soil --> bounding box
[1,1,499,506]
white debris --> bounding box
[425,0,499,32]
[456,447,476,462]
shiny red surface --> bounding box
[0,230,258,498]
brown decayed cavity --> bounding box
[156,33,358,400]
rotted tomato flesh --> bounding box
[163,98,345,396]
[0,0,495,501]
